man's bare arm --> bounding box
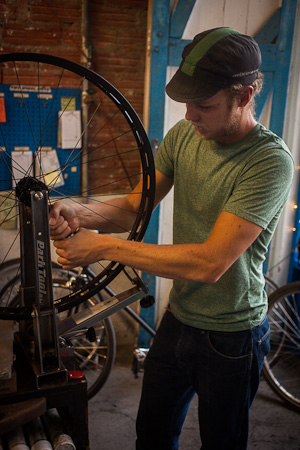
[49,170,173,239]
[54,211,263,283]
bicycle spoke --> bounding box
[263,283,300,411]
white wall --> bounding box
[182,0,282,39]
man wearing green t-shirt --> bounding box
[49,28,294,450]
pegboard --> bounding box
[0,84,81,196]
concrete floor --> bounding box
[88,364,300,450]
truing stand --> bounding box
[1,175,151,449]
[18,180,67,388]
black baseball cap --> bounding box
[165,27,262,103]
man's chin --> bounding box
[194,128,210,140]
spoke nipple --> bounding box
[34,191,44,201]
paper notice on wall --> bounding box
[35,149,64,189]
[0,97,6,122]
[58,110,82,149]
[61,97,76,111]
[11,150,33,188]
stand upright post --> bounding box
[18,189,67,387]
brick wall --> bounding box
[86,0,149,194]
[0,0,148,111]
[87,0,148,117]
[0,0,149,193]
[0,0,83,61]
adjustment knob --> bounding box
[140,295,155,308]
[86,327,96,342]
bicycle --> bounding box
[0,53,155,398]
[262,280,300,412]
[251,274,300,412]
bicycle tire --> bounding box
[262,281,300,411]
[264,274,279,297]
[0,53,155,318]
[0,259,116,399]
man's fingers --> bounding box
[53,239,68,250]
[50,216,72,239]
[57,256,73,269]
[49,202,63,225]
[51,226,71,240]
[49,215,64,230]
[56,251,78,270]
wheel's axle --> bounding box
[15,176,48,207]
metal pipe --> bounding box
[25,417,52,450]
[80,0,89,200]
[143,0,154,133]
[43,409,75,450]
[124,305,156,337]
[6,427,30,450]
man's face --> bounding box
[185,90,242,144]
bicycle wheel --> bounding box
[264,274,279,297]
[0,53,155,317]
[0,260,116,399]
[262,281,300,411]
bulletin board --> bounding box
[0,84,82,195]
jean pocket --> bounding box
[207,330,251,360]
[257,325,270,360]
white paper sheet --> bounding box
[35,149,64,188]
[11,150,33,187]
[58,110,82,149]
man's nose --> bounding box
[185,103,198,121]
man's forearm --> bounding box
[54,229,218,283]
[100,236,220,283]
[75,198,138,233]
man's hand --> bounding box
[49,202,80,240]
[53,228,103,269]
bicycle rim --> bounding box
[262,281,300,411]
[0,53,155,316]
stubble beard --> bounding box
[195,106,241,143]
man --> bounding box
[49,28,294,450]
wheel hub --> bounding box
[15,176,48,207]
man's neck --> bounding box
[216,114,257,145]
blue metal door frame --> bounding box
[140,0,298,346]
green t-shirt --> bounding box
[155,120,294,331]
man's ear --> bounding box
[239,86,254,107]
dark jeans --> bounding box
[136,310,270,450]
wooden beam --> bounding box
[269,0,298,137]
[170,0,197,38]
